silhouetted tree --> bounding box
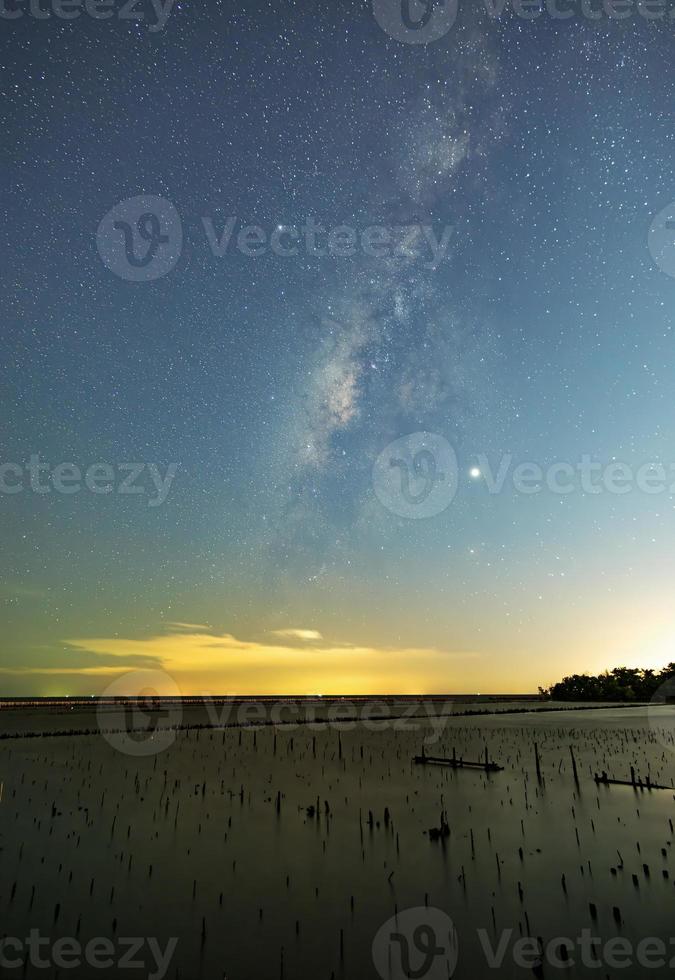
[543,663,675,702]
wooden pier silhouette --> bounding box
[594,767,672,791]
[414,746,504,773]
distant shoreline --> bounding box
[0,693,543,710]
[0,699,651,742]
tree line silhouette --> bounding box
[542,664,675,702]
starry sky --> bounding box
[2,0,675,696]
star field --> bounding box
[2,0,675,693]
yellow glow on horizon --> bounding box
[0,629,485,697]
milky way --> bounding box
[2,0,675,693]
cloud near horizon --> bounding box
[269,628,324,642]
[0,628,481,696]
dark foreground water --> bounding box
[1,703,675,979]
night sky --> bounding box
[2,0,675,695]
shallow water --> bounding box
[1,704,675,978]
